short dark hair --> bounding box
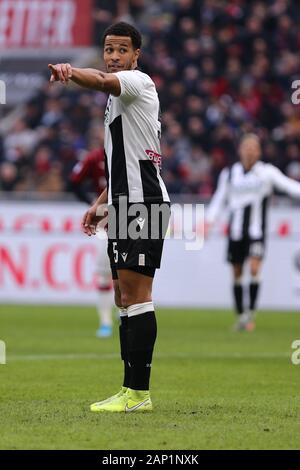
[102,22,142,50]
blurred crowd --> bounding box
[1,0,300,196]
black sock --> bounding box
[249,282,260,311]
[233,284,244,315]
[127,311,157,391]
[119,315,131,388]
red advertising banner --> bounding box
[0,0,92,48]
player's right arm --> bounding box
[48,64,121,96]
[82,188,108,236]
[205,168,230,232]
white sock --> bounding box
[127,302,154,317]
[119,307,128,319]
[97,289,114,327]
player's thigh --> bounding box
[227,239,247,267]
[249,257,262,277]
[113,279,122,308]
[233,263,244,279]
[116,269,154,307]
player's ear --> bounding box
[134,48,141,61]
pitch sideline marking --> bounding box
[7,352,291,362]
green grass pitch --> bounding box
[0,305,300,450]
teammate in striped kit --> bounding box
[49,22,170,412]
[206,134,300,331]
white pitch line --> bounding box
[6,352,291,362]
[8,353,118,361]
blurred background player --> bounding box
[69,147,114,338]
[206,134,300,331]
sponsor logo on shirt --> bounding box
[145,150,162,167]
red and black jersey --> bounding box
[71,149,106,194]
[70,149,106,204]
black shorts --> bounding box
[110,265,156,280]
[107,200,170,280]
[227,238,265,265]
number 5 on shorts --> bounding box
[113,242,118,263]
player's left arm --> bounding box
[82,188,108,236]
[48,64,121,96]
[268,164,300,198]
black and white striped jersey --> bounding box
[207,161,300,240]
[104,70,170,205]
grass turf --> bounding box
[0,305,300,450]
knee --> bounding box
[233,265,243,281]
[250,268,257,277]
[120,292,132,309]
[114,282,134,308]
[250,261,261,278]
[250,267,260,279]
[115,293,122,308]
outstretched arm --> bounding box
[268,164,300,199]
[48,63,121,96]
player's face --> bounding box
[239,138,261,170]
[104,36,140,73]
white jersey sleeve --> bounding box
[267,164,300,198]
[114,70,148,103]
[206,168,229,224]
